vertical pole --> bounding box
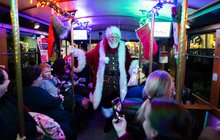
[138,43,142,84]
[89,31,92,50]
[176,0,188,102]
[161,45,166,70]
[65,40,68,56]
[10,0,25,137]
[70,22,75,112]
[149,9,156,74]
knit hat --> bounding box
[22,66,41,86]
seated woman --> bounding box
[113,98,194,140]
[52,58,72,83]
[53,57,92,130]
[122,62,160,117]
[22,66,77,140]
[64,55,93,87]
[121,70,176,140]
[0,67,39,139]
[52,58,90,109]
[122,70,175,119]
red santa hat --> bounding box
[105,26,121,39]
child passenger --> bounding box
[35,63,64,109]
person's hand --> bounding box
[49,74,54,79]
[112,116,127,137]
[57,88,60,94]
[88,83,93,88]
[74,74,78,80]
[82,97,90,109]
[16,134,26,140]
[59,94,64,101]
[89,92,94,103]
[36,126,45,139]
[65,68,71,74]
[215,121,220,132]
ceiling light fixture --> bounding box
[186,24,190,29]
[34,23,40,29]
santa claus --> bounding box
[70,26,138,131]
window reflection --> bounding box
[185,33,215,101]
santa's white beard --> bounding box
[108,41,119,49]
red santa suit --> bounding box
[73,37,138,111]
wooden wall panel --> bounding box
[0,28,8,69]
[210,29,220,106]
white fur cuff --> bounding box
[101,107,113,118]
[73,49,86,72]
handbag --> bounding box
[29,112,65,140]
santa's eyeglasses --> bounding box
[109,35,119,40]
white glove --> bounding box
[99,57,109,64]
[68,45,78,56]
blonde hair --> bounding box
[136,70,174,122]
[39,62,51,70]
[143,70,173,99]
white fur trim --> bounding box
[93,40,106,109]
[93,40,128,109]
[101,107,113,118]
[118,40,127,102]
[73,49,86,73]
[128,59,139,76]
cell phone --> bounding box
[112,97,123,123]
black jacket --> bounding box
[0,93,37,140]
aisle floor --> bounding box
[77,110,117,140]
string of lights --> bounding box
[33,0,91,31]
[34,0,77,19]
[139,0,175,25]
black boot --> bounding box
[104,117,113,133]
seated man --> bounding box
[0,67,39,139]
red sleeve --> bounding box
[85,44,99,67]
